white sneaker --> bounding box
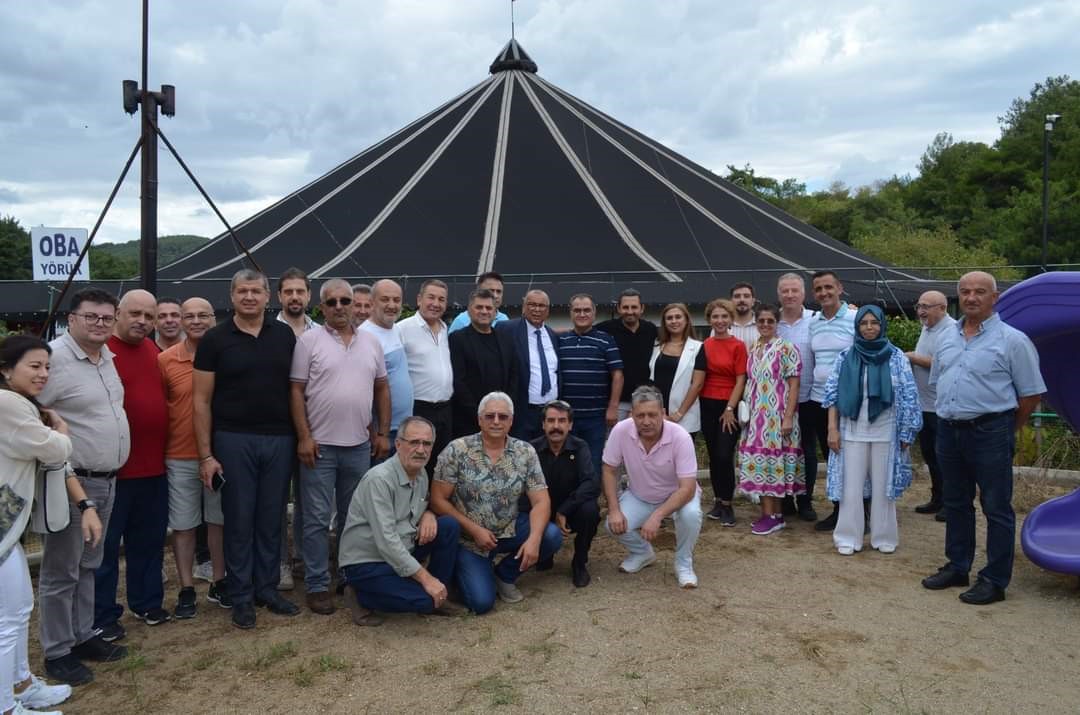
[676,566,698,589]
[277,563,294,591]
[193,560,214,583]
[494,578,524,603]
[15,674,71,709]
[13,702,62,715]
[618,550,657,574]
[876,545,896,554]
[837,546,855,556]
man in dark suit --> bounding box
[496,289,559,441]
[449,289,519,438]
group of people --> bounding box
[0,265,1044,713]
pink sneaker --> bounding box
[751,514,785,536]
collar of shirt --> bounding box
[530,434,583,456]
[276,311,316,331]
[780,307,815,327]
[957,312,999,336]
[61,331,114,364]
[816,302,850,323]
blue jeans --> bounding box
[215,431,295,605]
[937,412,1016,588]
[455,513,563,614]
[571,415,607,478]
[300,442,371,593]
[94,475,169,627]
[341,516,460,614]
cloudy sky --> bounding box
[1,0,1077,244]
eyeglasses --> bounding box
[75,312,116,326]
[400,438,434,449]
[481,412,512,422]
[181,312,214,321]
[756,318,777,325]
[915,303,945,311]
[324,297,353,308]
[525,302,549,310]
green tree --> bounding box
[0,215,32,279]
[852,224,1020,280]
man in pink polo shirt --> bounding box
[603,384,702,588]
[289,279,390,615]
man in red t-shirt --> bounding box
[94,289,172,638]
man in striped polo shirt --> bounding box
[807,270,857,532]
[557,294,624,477]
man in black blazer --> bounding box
[449,289,519,438]
[496,289,559,441]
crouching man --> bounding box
[604,385,703,589]
[338,417,463,625]
[431,392,563,614]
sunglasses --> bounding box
[756,318,777,325]
[324,297,353,308]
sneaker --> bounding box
[14,674,72,709]
[71,636,127,663]
[43,654,93,687]
[706,502,725,520]
[207,580,233,609]
[837,545,855,556]
[751,514,785,536]
[717,503,736,527]
[133,607,172,626]
[676,565,698,589]
[174,587,198,619]
[277,563,294,591]
[877,545,896,554]
[618,550,657,574]
[192,560,214,583]
[494,578,524,603]
[814,507,839,532]
[12,701,62,715]
[95,621,126,642]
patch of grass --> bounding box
[317,654,349,673]
[474,674,520,707]
[243,641,297,671]
[420,661,441,676]
[623,671,643,680]
[118,652,147,673]
[190,650,222,672]
[293,666,315,687]
[523,641,566,663]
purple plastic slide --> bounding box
[997,272,1080,577]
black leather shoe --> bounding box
[796,497,818,522]
[922,565,969,590]
[232,602,256,629]
[959,579,1005,605]
[572,562,591,588]
[935,511,947,523]
[915,501,943,514]
[536,557,554,572]
[71,635,127,662]
[44,653,94,686]
[814,507,839,532]
[255,593,301,616]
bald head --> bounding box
[957,271,999,324]
[115,289,156,344]
[916,290,948,327]
[370,279,403,328]
[180,296,216,342]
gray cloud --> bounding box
[1,0,1077,242]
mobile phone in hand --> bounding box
[211,472,226,492]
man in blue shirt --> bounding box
[557,294,623,477]
[921,271,1045,605]
[448,272,509,333]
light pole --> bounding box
[1042,113,1061,272]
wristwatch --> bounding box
[77,499,97,513]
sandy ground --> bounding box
[28,478,1080,715]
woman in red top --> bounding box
[700,299,748,526]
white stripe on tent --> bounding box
[517,73,682,283]
[179,77,498,280]
[478,73,515,275]
[310,77,505,278]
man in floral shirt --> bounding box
[431,391,563,614]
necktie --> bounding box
[536,328,551,396]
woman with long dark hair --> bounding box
[0,335,97,714]
[648,303,705,434]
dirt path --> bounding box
[32,480,1080,714]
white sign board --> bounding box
[31,227,91,281]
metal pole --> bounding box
[1041,122,1049,272]
[139,0,158,294]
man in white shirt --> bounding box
[776,272,818,522]
[399,279,454,473]
[729,282,759,351]
[497,289,559,440]
[906,290,955,519]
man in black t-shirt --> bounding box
[596,289,658,420]
[448,289,519,438]
[192,268,300,629]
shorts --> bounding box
[166,458,224,529]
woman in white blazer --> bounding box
[648,303,706,434]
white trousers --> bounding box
[834,441,898,552]
[0,544,34,713]
[607,489,702,571]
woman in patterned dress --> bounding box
[736,304,805,535]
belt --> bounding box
[73,468,118,479]
[941,410,1014,428]
[414,400,450,408]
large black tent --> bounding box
[2,39,930,319]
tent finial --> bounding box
[510,0,515,40]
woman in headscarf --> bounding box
[822,305,922,555]
[1,334,97,714]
